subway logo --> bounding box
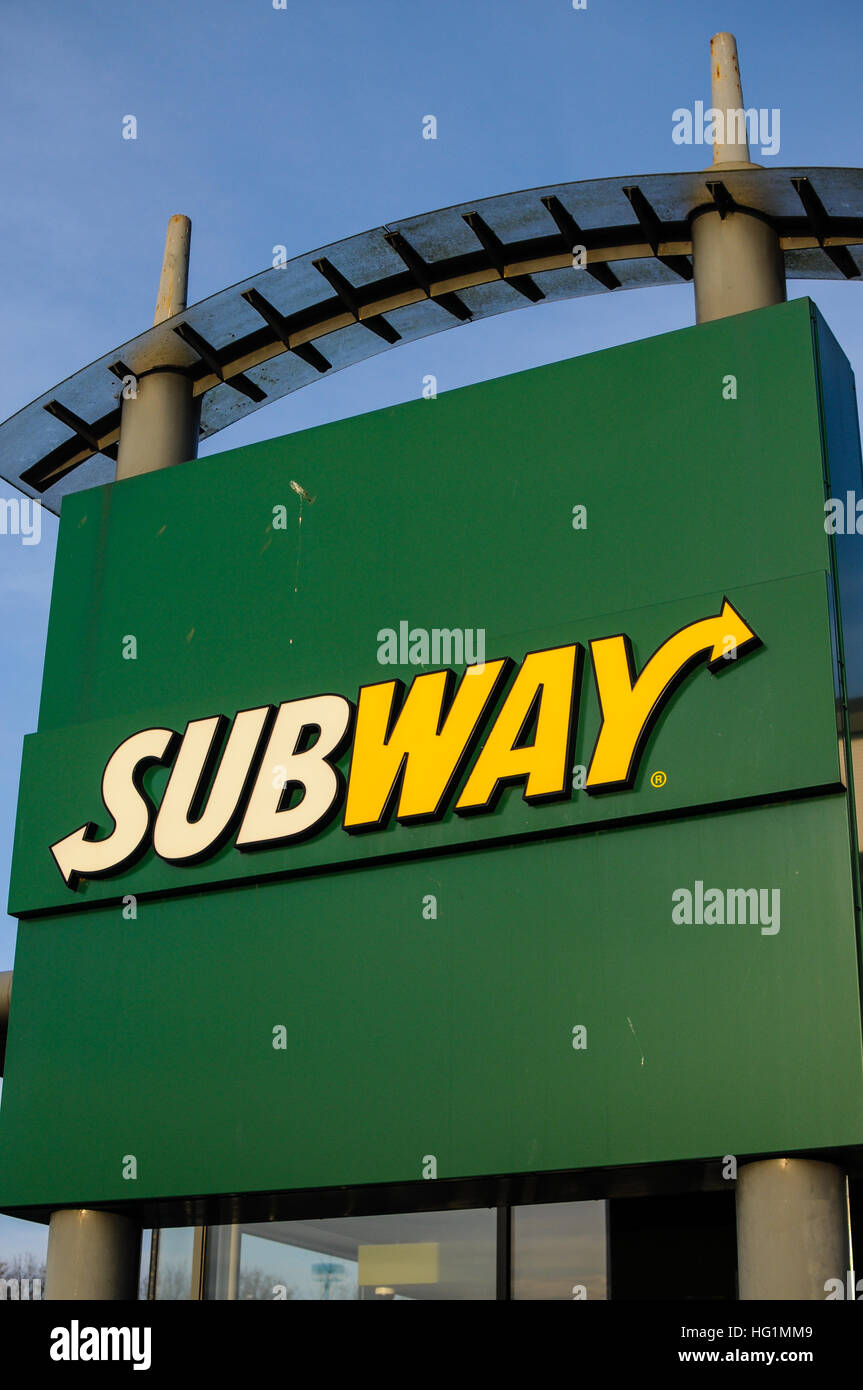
[50,599,760,889]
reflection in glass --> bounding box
[512,1201,607,1300]
[153,1227,197,1300]
[205,1208,497,1301]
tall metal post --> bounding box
[691,33,786,322]
[202,1223,241,1300]
[115,214,200,478]
[691,36,851,1299]
[45,216,197,1300]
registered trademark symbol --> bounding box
[650,770,666,788]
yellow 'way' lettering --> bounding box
[344,659,511,831]
[455,645,582,814]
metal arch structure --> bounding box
[2,166,863,516]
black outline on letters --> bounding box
[343,658,514,835]
[155,706,276,866]
[453,643,584,818]
[235,694,355,853]
[50,727,181,890]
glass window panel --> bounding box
[153,1226,197,1300]
[206,1208,497,1301]
[0,1213,47,1300]
[512,1200,608,1300]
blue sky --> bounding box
[1,0,861,1266]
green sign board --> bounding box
[2,297,862,1214]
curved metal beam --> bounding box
[2,167,862,514]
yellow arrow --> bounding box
[585,599,761,792]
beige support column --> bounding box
[45,217,200,1300]
[736,1159,851,1300]
[115,214,200,479]
[691,32,786,323]
[690,36,847,1302]
[45,1209,142,1300]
